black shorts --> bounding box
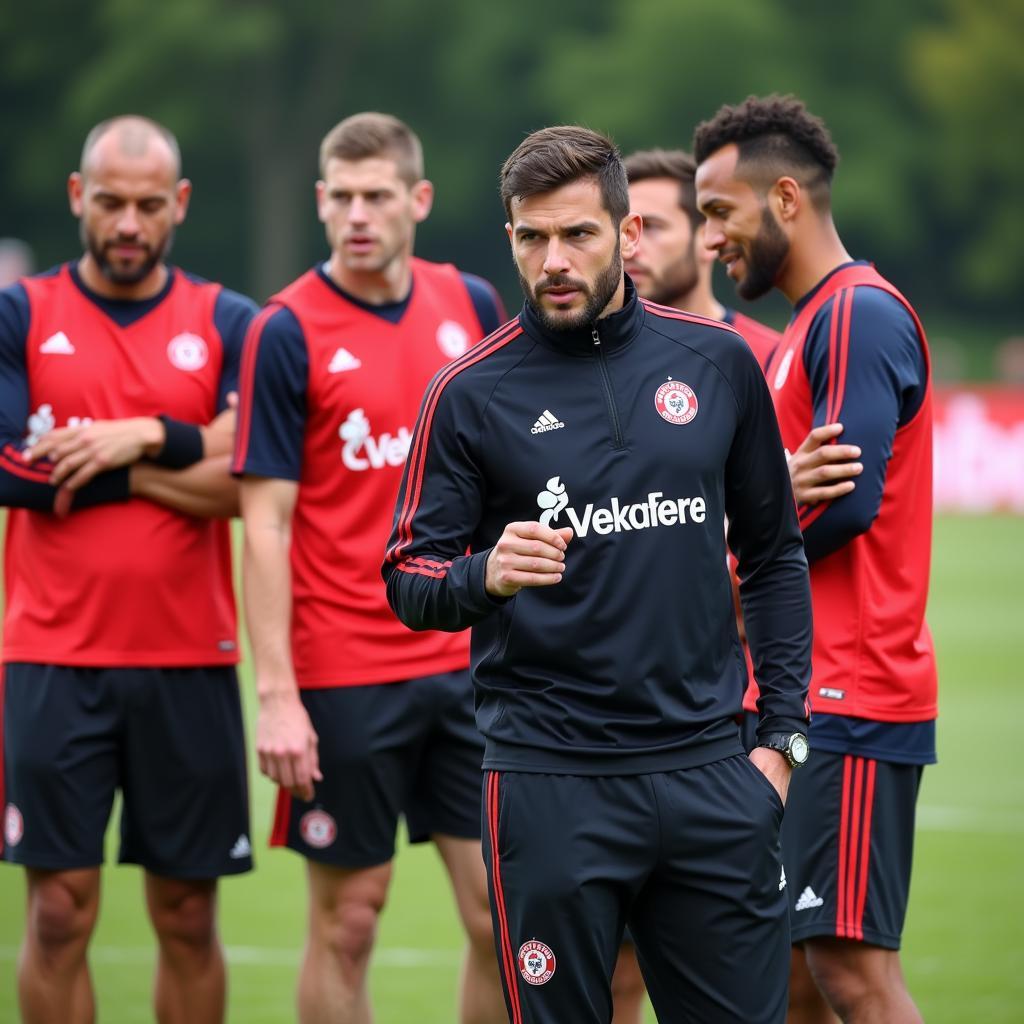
[271,669,483,868]
[483,757,790,1024]
[1,663,251,878]
[781,750,923,949]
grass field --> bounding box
[1,514,1022,1022]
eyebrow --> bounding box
[514,220,602,237]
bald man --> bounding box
[0,115,256,1024]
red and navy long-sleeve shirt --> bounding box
[383,277,812,775]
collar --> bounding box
[518,274,645,356]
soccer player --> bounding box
[383,125,813,1024]
[0,115,255,1024]
[600,146,790,1024]
[695,95,937,1024]
[233,112,506,1024]
[624,147,780,367]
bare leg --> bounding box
[146,873,224,1024]
[610,943,646,1024]
[297,859,392,1024]
[19,867,101,1024]
[434,834,507,1024]
[787,944,840,1024]
[804,937,923,1024]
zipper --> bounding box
[592,326,624,448]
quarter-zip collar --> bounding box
[518,274,645,356]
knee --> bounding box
[27,875,97,957]
[318,894,384,965]
[150,883,218,954]
[804,946,872,1017]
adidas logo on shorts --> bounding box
[794,886,824,911]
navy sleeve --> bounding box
[214,287,259,410]
[723,340,812,739]
[233,306,309,481]
[0,284,129,510]
[382,373,504,631]
[460,273,507,337]
[800,288,927,563]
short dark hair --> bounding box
[693,95,839,208]
[81,115,182,179]
[500,125,629,226]
[623,148,701,231]
[319,112,424,184]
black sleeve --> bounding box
[232,307,309,481]
[0,284,129,511]
[460,272,507,337]
[799,289,927,562]
[723,342,812,740]
[213,286,259,409]
[382,372,505,631]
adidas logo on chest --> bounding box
[531,409,565,434]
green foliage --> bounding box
[0,0,1021,322]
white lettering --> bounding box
[342,425,411,472]
[565,504,593,538]
[610,497,632,532]
[657,500,678,526]
[628,503,650,529]
[592,508,614,534]
[691,497,706,523]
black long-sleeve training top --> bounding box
[383,278,811,775]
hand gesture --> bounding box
[788,423,862,506]
[485,521,573,598]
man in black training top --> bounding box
[383,125,812,1024]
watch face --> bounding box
[790,734,810,765]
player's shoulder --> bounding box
[847,281,916,328]
[642,298,756,365]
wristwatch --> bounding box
[758,732,810,767]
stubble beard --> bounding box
[736,206,789,302]
[521,243,623,333]
[82,223,170,285]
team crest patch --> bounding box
[436,320,470,359]
[299,809,337,849]
[167,333,209,371]
[655,379,698,425]
[4,804,24,847]
[518,940,556,985]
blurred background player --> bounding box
[696,94,937,1024]
[0,237,35,289]
[624,147,780,369]
[233,112,506,1024]
[0,115,255,1024]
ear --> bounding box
[173,178,192,225]
[410,179,434,223]
[68,172,84,217]
[619,211,642,261]
[772,176,801,224]
[315,179,328,224]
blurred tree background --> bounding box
[1,0,1020,372]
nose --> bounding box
[542,238,571,276]
[347,195,369,224]
[702,219,725,252]
[115,204,141,237]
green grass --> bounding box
[1,514,1022,1021]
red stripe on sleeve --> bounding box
[1,445,54,484]
[387,323,522,565]
[836,754,853,936]
[487,771,523,1023]
[232,305,281,475]
[830,288,854,426]
[853,759,877,941]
